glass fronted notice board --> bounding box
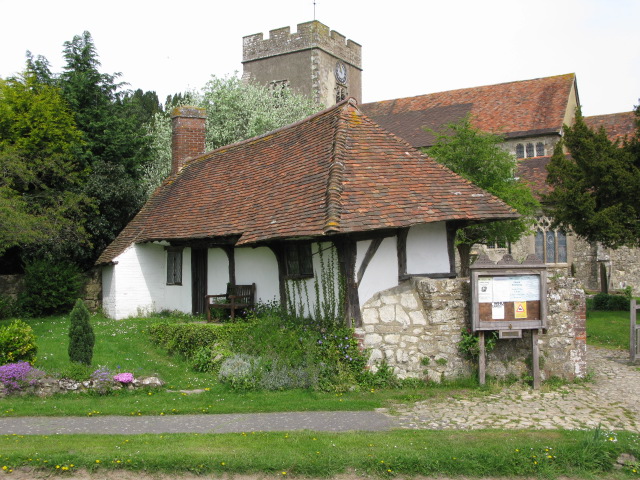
[471,254,547,332]
[469,253,548,388]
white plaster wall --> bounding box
[235,247,280,303]
[406,223,450,274]
[158,247,192,314]
[287,242,341,318]
[101,264,116,318]
[357,236,399,305]
[102,243,192,319]
[207,248,230,295]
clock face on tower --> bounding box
[335,62,347,84]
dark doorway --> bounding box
[191,248,208,315]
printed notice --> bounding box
[492,302,505,319]
[492,277,512,302]
[478,277,493,303]
[510,275,540,301]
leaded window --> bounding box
[534,218,568,264]
[285,243,314,278]
[536,142,545,156]
[166,248,183,285]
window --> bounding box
[335,85,348,103]
[526,143,534,157]
[166,248,183,285]
[515,144,525,158]
[534,225,567,264]
[487,239,510,250]
[536,142,545,156]
[285,243,314,278]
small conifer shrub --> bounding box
[68,299,95,365]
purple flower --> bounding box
[113,372,134,384]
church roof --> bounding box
[361,74,577,148]
[584,111,636,144]
[97,98,517,265]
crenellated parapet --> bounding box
[243,20,362,69]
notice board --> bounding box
[470,254,547,332]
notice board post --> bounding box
[470,254,547,389]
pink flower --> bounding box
[113,372,134,384]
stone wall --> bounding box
[358,275,587,382]
[0,269,102,313]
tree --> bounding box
[544,107,640,249]
[68,298,95,365]
[58,31,152,265]
[142,75,321,194]
[426,116,539,275]
[0,71,91,258]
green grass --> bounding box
[587,308,631,350]
[1,429,638,478]
[0,313,488,417]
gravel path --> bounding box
[391,346,640,432]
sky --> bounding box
[1,0,639,117]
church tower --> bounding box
[242,21,362,106]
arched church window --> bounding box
[526,143,534,157]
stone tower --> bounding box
[242,20,362,106]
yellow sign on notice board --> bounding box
[514,301,527,319]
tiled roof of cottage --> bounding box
[97,99,518,265]
[361,74,577,148]
[584,111,636,144]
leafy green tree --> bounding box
[68,298,95,365]
[544,108,640,248]
[426,116,539,275]
[0,71,91,258]
[142,75,320,194]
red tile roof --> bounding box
[97,99,518,265]
[361,74,577,148]
[516,156,553,200]
[518,112,636,199]
[584,111,636,144]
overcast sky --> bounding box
[1,0,638,116]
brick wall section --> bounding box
[358,275,587,381]
[171,107,207,175]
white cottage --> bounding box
[96,99,517,323]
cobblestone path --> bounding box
[391,347,640,432]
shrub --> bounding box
[218,354,263,390]
[68,298,95,365]
[190,344,233,373]
[18,259,83,316]
[0,319,37,365]
[0,362,45,393]
[90,366,114,395]
[148,322,249,358]
[592,292,630,311]
[459,329,498,360]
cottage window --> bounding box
[515,144,525,158]
[535,228,567,264]
[285,243,314,278]
[166,248,183,285]
[536,142,545,156]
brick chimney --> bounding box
[171,106,207,174]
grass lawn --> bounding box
[587,308,632,350]
[2,429,639,478]
[0,313,482,417]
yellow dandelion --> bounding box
[221,462,226,466]
[96,460,101,464]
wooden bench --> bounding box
[205,283,256,322]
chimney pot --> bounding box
[171,106,206,174]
